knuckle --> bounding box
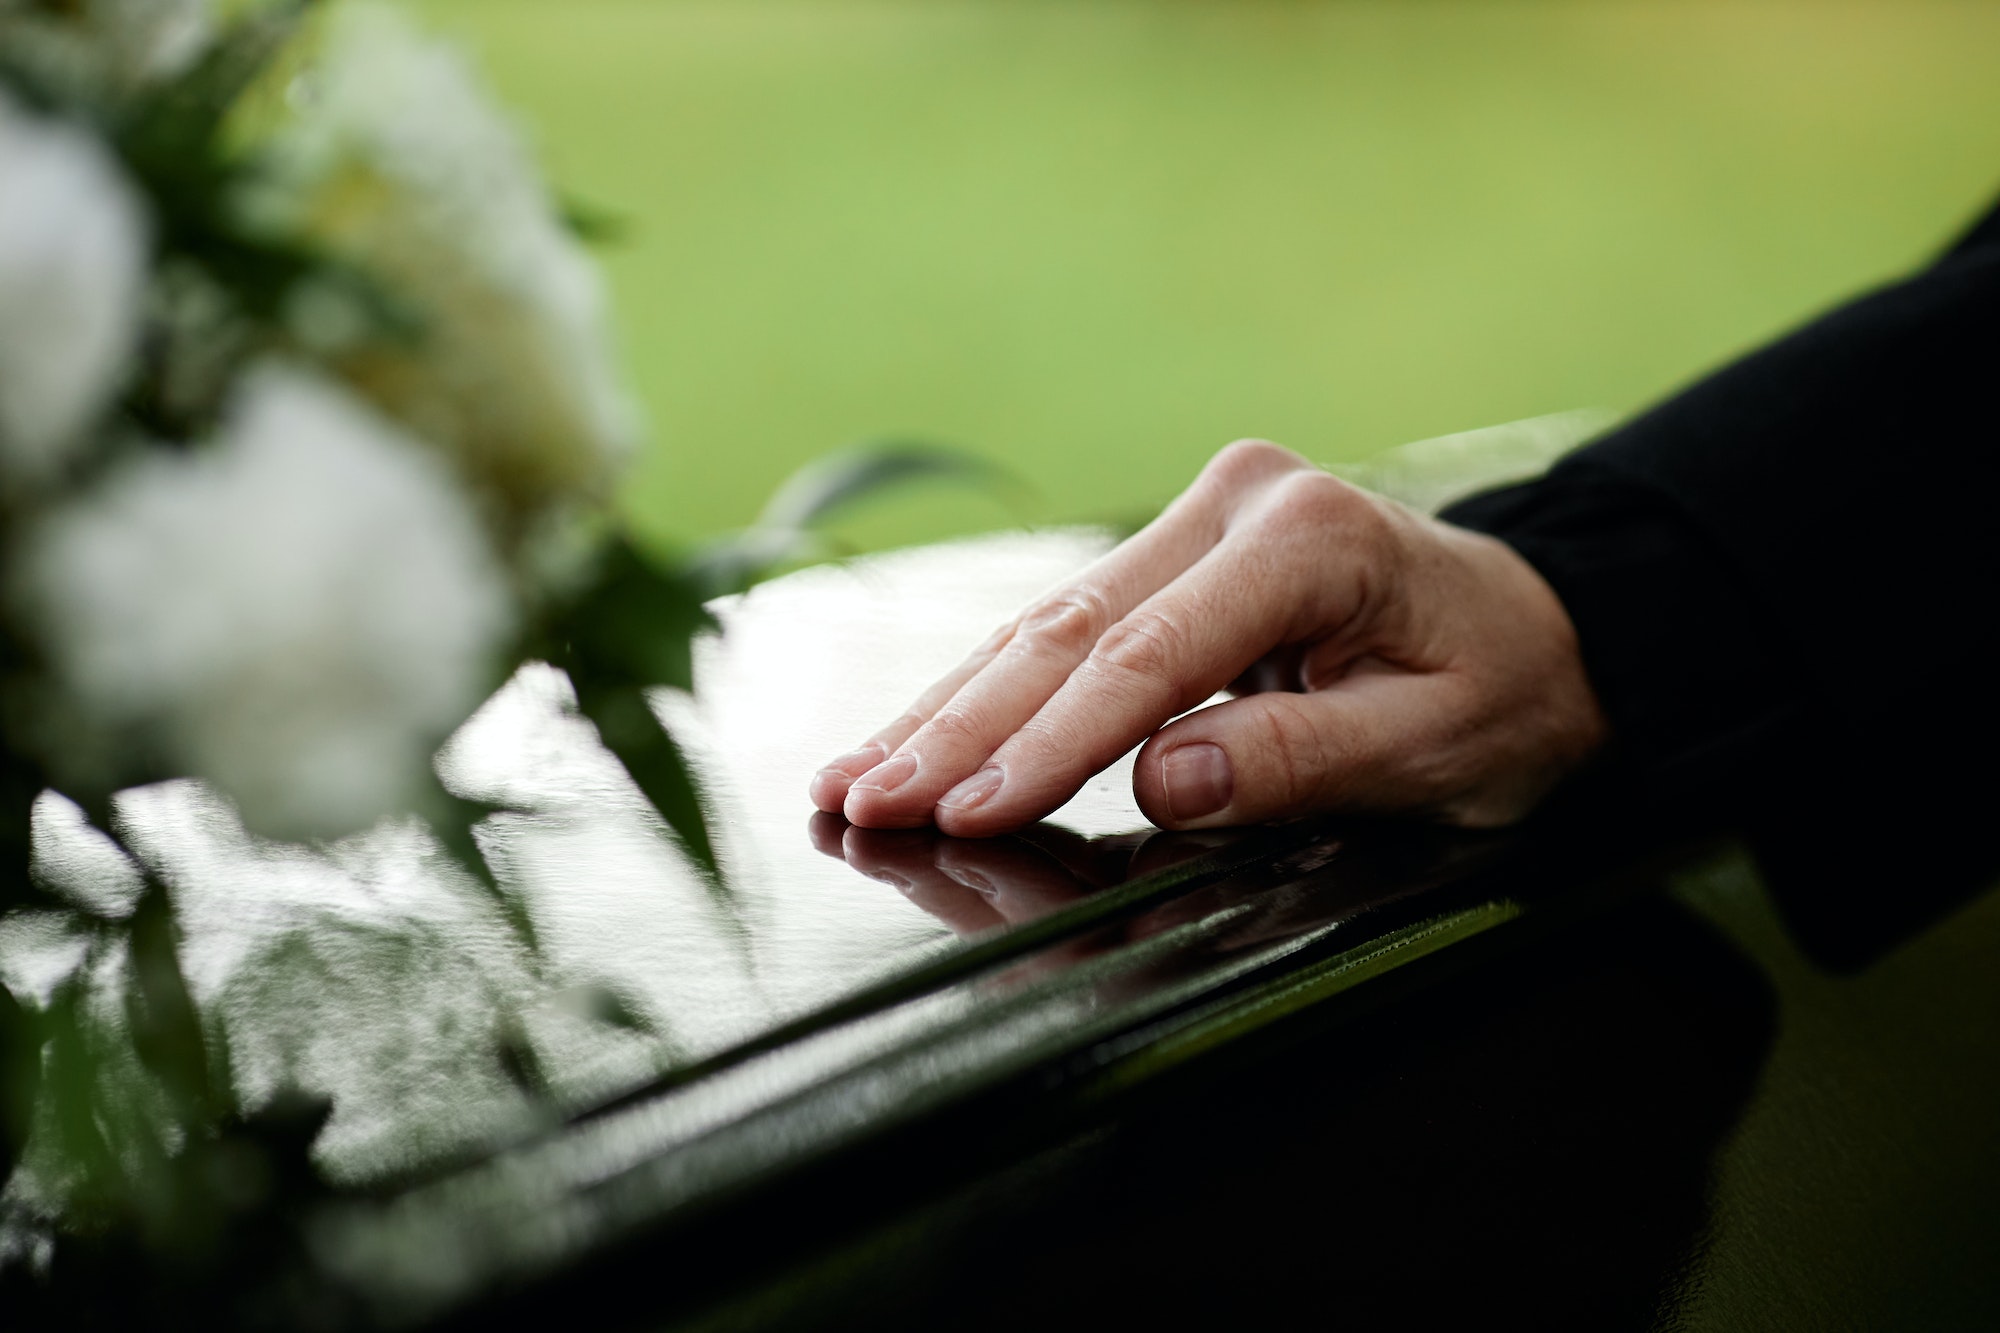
[1269,468,1356,522]
[1258,696,1338,803]
[1015,711,1081,754]
[1256,699,1309,798]
[1015,588,1111,657]
[1090,609,1185,684]
[1265,470,1391,545]
[922,705,987,748]
[1202,438,1306,493]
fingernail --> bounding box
[871,870,914,892]
[944,865,998,897]
[819,743,885,779]
[938,766,1004,812]
[1163,743,1233,821]
[853,752,918,794]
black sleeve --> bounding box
[1443,193,2000,968]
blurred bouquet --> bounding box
[0,1,991,1301]
[0,0,753,902]
[0,3,1001,1270]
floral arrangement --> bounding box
[0,4,1018,1301]
[0,4,998,1280]
[0,0,798,910]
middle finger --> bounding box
[840,511,1219,827]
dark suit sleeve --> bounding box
[1442,196,2000,968]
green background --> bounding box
[413,0,2000,554]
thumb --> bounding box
[1132,675,1460,829]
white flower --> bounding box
[20,365,514,839]
[242,3,638,520]
[0,89,148,484]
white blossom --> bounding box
[0,89,147,484]
[20,364,513,839]
[243,3,638,519]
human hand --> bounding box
[810,440,1606,836]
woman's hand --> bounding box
[810,439,1607,836]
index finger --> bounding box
[828,442,1315,827]
[807,619,1019,813]
[932,471,1380,836]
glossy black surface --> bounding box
[5,531,2000,1329]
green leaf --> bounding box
[754,439,1024,532]
[685,525,817,601]
[690,440,1027,597]
[0,980,37,1183]
[553,535,717,694]
[424,785,505,896]
[113,5,304,217]
[536,535,726,891]
[557,191,633,247]
[548,983,653,1036]
[420,778,548,965]
[494,1013,547,1099]
[40,978,123,1209]
[125,881,225,1130]
[1,624,48,915]
[0,757,42,918]
[116,3,305,169]
[568,679,724,893]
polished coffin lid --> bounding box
[6,529,2000,1329]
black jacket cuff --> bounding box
[1443,455,1801,826]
